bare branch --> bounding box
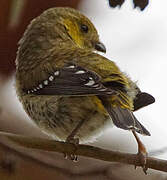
[0,131,167,173]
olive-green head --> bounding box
[21,7,106,53]
[52,7,106,52]
[40,7,106,52]
[16,7,106,67]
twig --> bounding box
[0,131,166,173]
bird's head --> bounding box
[57,7,106,53]
[37,7,106,53]
[16,7,107,74]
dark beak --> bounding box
[94,42,106,53]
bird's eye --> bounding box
[80,24,88,33]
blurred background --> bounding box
[0,0,167,179]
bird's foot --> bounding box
[135,151,148,174]
[64,136,79,162]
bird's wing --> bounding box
[99,97,151,136]
[133,92,155,111]
[25,63,116,96]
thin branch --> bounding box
[0,131,166,173]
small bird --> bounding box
[15,7,155,170]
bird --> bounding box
[15,7,155,171]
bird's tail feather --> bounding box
[107,107,150,136]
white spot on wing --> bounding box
[54,71,59,76]
[75,70,85,74]
[85,80,95,86]
[39,84,43,88]
[92,84,99,87]
[49,75,54,81]
[99,88,107,91]
[66,65,75,68]
[43,80,48,85]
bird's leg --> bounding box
[65,118,86,161]
[66,118,86,144]
[132,130,148,174]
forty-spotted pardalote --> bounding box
[15,7,155,172]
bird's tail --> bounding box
[107,107,150,136]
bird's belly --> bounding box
[22,95,112,143]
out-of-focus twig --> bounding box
[108,0,149,10]
[149,147,167,156]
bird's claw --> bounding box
[135,151,148,174]
[63,136,79,162]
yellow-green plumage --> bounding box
[15,7,154,143]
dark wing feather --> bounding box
[133,92,155,111]
[26,64,116,96]
[108,107,150,135]
[100,97,150,136]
